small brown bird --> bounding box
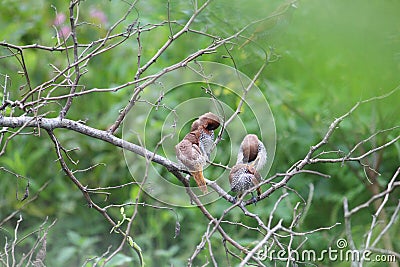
[176,112,220,193]
[230,134,267,202]
[236,134,267,172]
[229,163,262,202]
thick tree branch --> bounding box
[0,115,235,200]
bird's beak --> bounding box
[249,155,260,168]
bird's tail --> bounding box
[191,171,208,194]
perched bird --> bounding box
[236,134,267,172]
[230,134,267,202]
[175,112,220,193]
[229,163,262,202]
[175,131,207,193]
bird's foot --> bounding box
[232,195,238,204]
[251,192,258,206]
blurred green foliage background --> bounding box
[0,0,399,266]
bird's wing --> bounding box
[175,140,204,171]
[183,130,200,145]
[247,165,262,183]
[248,167,262,197]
